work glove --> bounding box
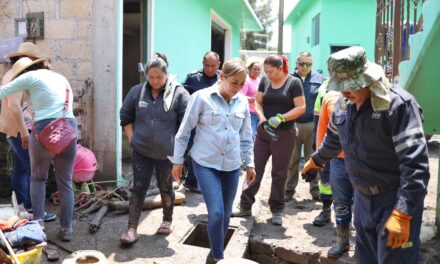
[301,158,320,182]
[267,114,285,129]
[384,209,413,249]
[262,121,279,141]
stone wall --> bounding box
[0,0,94,142]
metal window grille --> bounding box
[312,13,320,46]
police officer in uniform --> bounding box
[182,51,221,192]
[302,46,429,263]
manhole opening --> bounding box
[183,222,236,248]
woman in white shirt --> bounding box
[171,58,256,264]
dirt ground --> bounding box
[246,135,439,263]
[4,136,438,263]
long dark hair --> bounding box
[145,52,168,74]
[264,55,289,74]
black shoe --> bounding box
[183,182,202,193]
[312,209,331,226]
[284,190,295,202]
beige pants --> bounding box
[285,121,318,194]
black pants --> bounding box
[128,151,174,228]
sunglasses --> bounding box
[298,62,312,67]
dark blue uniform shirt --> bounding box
[292,70,325,123]
[183,70,220,95]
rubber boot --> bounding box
[328,224,350,258]
[312,198,332,226]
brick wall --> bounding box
[0,0,94,141]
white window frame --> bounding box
[211,10,232,61]
[147,0,154,61]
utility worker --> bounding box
[315,89,354,258]
[310,79,333,227]
[302,46,429,263]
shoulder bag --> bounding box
[37,85,77,154]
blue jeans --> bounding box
[7,133,32,209]
[192,161,240,259]
[329,158,353,225]
[250,112,259,140]
[30,118,77,230]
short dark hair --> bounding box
[203,51,220,62]
[297,51,312,60]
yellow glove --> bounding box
[384,209,413,249]
[302,158,319,175]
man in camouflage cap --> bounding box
[302,46,429,263]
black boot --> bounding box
[328,224,350,258]
[312,198,332,226]
[312,207,331,226]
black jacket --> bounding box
[120,80,190,159]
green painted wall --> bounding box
[287,0,323,72]
[153,0,243,82]
[287,0,376,76]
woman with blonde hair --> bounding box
[172,58,256,263]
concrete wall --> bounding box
[0,0,93,94]
[92,0,121,182]
[286,0,376,76]
[321,0,376,70]
[286,0,323,72]
[0,0,119,181]
[153,0,244,82]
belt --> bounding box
[353,183,398,196]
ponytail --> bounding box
[281,55,289,74]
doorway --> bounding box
[122,0,144,175]
[211,11,231,64]
[211,23,225,66]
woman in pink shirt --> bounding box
[241,62,261,139]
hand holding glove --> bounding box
[301,158,320,182]
[268,113,285,129]
[384,209,413,249]
[262,121,279,141]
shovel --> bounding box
[0,229,19,264]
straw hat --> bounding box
[10,57,48,80]
[5,42,41,59]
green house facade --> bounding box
[121,0,263,181]
[139,0,262,82]
[284,0,376,75]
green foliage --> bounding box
[242,0,275,50]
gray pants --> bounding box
[285,121,318,193]
[30,118,77,230]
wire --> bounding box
[25,0,31,13]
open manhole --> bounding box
[183,222,237,248]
